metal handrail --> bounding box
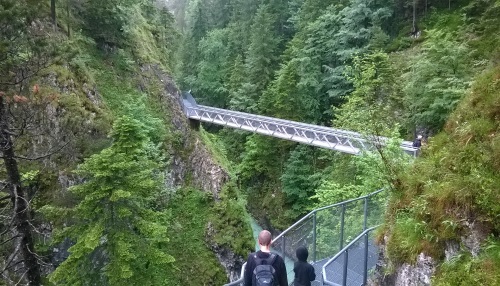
[272,189,384,244]
[181,95,419,156]
[223,262,246,286]
[322,226,379,286]
[224,189,385,286]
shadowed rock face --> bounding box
[138,64,229,198]
[138,64,242,280]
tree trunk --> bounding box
[66,0,71,37]
[0,97,41,286]
[412,0,419,35]
[51,0,56,29]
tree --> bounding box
[402,29,470,133]
[51,0,56,28]
[47,115,174,285]
[195,28,231,107]
[281,145,321,216]
[334,51,402,136]
[81,0,141,46]
[0,97,42,286]
[235,4,281,113]
[0,1,58,284]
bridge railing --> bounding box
[223,190,386,286]
[180,93,419,156]
[271,189,387,281]
[322,226,379,286]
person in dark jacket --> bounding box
[244,230,288,286]
[293,246,316,286]
[412,135,423,148]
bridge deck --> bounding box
[182,94,418,156]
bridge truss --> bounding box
[182,93,418,156]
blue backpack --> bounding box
[252,253,277,286]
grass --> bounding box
[384,63,500,281]
[433,237,500,285]
[163,188,228,285]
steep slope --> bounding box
[375,2,500,282]
[374,65,500,285]
[0,1,252,284]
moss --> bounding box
[199,127,234,175]
[385,64,500,274]
[433,237,500,285]
[163,188,227,285]
[210,182,254,258]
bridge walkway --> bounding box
[181,93,418,156]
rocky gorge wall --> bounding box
[10,61,245,282]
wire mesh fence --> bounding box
[224,189,387,286]
[322,227,379,286]
[271,189,386,280]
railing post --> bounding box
[342,250,349,286]
[340,204,346,251]
[282,236,286,265]
[312,211,317,262]
[363,196,368,230]
[363,232,369,285]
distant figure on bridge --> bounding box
[244,230,288,286]
[293,246,316,286]
[412,135,423,148]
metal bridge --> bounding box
[181,92,419,156]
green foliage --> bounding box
[334,51,403,136]
[162,188,228,285]
[238,135,292,228]
[386,212,436,264]
[47,115,174,285]
[0,0,55,86]
[193,28,231,106]
[433,237,500,285]
[462,0,500,58]
[80,0,142,47]
[78,0,178,69]
[229,4,282,113]
[172,2,500,284]
[385,65,500,268]
[402,29,471,132]
[300,0,393,111]
[123,3,179,68]
[281,145,321,216]
[313,138,412,207]
[199,127,232,172]
[210,182,254,258]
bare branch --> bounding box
[0,234,21,247]
[13,142,69,161]
[1,259,24,274]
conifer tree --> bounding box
[49,115,174,285]
[195,28,230,106]
[237,4,281,113]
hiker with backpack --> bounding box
[243,230,288,286]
